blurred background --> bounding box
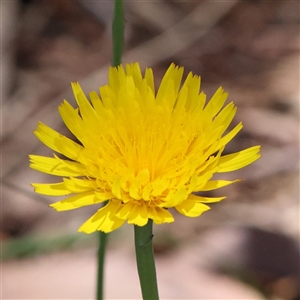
[1,0,299,299]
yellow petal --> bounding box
[218,146,261,172]
[181,72,201,113]
[204,87,228,118]
[213,102,236,131]
[29,155,86,177]
[109,64,125,91]
[187,194,226,203]
[175,200,210,217]
[144,67,155,94]
[164,188,188,208]
[201,179,241,191]
[173,84,188,113]
[89,91,104,117]
[63,177,96,193]
[58,100,85,142]
[148,206,174,224]
[94,191,114,202]
[127,202,148,226]
[32,182,71,196]
[115,201,135,220]
[112,175,122,199]
[156,63,184,106]
[152,178,169,197]
[125,62,143,88]
[71,82,99,126]
[219,122,243,148]
[78,200,125,234]
[34,122,83,160]
[50,191,102,211]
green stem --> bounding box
[134,220,159,300]
[112,0,124,67]
[96,1,124,299]
[96,229,108,300]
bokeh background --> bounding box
[1,0,299,299]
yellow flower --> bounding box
[30,63,260,233]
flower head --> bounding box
[30,63,260,233]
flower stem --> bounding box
[96,228,108,300]
[112,0,124,67]
[134,220,159,300]
[96,1,124,299]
